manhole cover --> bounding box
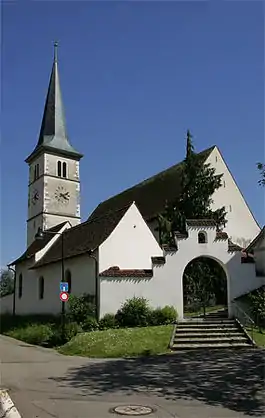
[111,405,155,416]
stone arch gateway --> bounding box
[156,219,260,320]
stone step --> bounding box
[175,332,244,338]
[175,327,240,333]
[171,342,252,350]
[178,322,236,327]
[174,336,248,343]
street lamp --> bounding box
[35,227,66,341]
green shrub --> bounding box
[148,306,177,326]
[249,288,265,330]
[49,321,82,346]
[8,323,53,346]
[82,316,99,332]
[115,297,152,328]
[99,313,118,330]
[68,294,96,324]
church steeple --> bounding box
[25,42,83,163]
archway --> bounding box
[182,256,228,318]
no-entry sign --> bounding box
[60,291,69,302]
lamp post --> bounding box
[35,227,66,341]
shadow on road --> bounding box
[50,348,265,416]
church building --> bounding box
[5,45,262,319]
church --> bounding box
[5,45,262,319]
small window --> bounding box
[65,269,72,294]
[229,205,232,212]
[215,156,218,162]
[62,162,67,178]
[223,180,226,188]
[39,276,44,299]
[34,164,40,180]
[57,161,62,177]
[198,231,207,244]
[18,274,23,299]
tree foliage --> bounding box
[159,130,227,246]
[0,269,14,298]
[257,162,265,187]
[183,258,227,315]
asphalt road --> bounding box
[0,335,264,418]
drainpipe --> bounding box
[87,250,99,322]
[7,266,16,317]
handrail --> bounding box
[232,300,255,325]
[232,300,255,344]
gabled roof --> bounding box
[245,226,265,253]
[25,43,83,163]
[31,205,131,269]
[87,146,215,223]
[8,222,68,266]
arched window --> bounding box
[198,231,207,244]
[65,269,72,294]
[18,274,23,299]
[39,276,44,299]
[57,161,62,177]
[34,164,40,180]
[62,162,67,178]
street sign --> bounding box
[60,282,69,292]
[60,291,69,302]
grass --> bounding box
[59,325,173,358]
[184,304,226,317]
[247,327,265,347]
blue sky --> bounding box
[1,1,264,266]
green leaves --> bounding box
[257,162,265,186]
[158,130,227,245]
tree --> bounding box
[257,162,265,187]
[159,130,227,244]
[183,258,227,316]
[0,269,14,297]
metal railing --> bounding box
[232,300,255,344]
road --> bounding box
[0,335,264,417]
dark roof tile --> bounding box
[186,219,216,227]
[87,147,215,223]
[215,231,228,240]
[31,206,130,269]
[228,240,242,253]
[99,266,153,278]
[9,222,68,266]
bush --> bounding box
[49,321,82,346]
[99,313,118,330]
[68,294,96,324]
[81,316,99,332]
[115,297,152,328]
[148,306,177,326]
[249,288,265,330]
[8,323,53,346]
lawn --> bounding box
[59,325,173,358]
[184,304,226,317]
[248,328,265,347]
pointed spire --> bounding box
[26,42,82,163]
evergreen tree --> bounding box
[159,130,227,244]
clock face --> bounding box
[55,185,70,205]
[31,189,40,205]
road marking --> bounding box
[0,390,21,418]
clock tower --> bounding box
[25,43,83,247]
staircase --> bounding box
[171,309,255,350]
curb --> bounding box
[0,390,21,418]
